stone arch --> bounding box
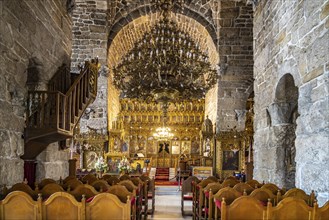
[267,74,298,126]
[108,4,218,48]
[268,73,299,188]
[275,74,298,104]
[107,12,219,71]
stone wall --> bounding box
[108,0,218,48]
[0,0,72,186]
[253,0,329,205]
[71,0,108,73]
[216,0,254,131]
[36,143,69,182]
[71,0,109,134]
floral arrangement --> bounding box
[95,156,108,172]
[118,156,132,173]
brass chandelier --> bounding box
[113,0,218,104]
[153,126,174,141]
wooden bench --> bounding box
[1,191,130,220]
[181,176,199,216]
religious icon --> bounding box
[222,151,239,170]
[86,151,98,169]
[191,140,200,154]
[122,142,128,152]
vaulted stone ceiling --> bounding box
[108,13,220,70]
[107,0,221,70]
[108,0,218,41]
[102,0,254,130]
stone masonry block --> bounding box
[0,158,24,187]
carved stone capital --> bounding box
[267,102,297,126]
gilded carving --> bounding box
[113,99,205,167]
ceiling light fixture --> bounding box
[112,0,218,105]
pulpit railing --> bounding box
[26,60,98,135]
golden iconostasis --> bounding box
[108,99,205,159]
[75,96,253,172]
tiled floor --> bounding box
[149,186,193,220]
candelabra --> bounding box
[113,0,218,104]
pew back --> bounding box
[42,192,83,220]
[86,193,130,220]
[0,191,41,220]
[221,196,267,220]
[315,201,329,220]
[267,197,313,220]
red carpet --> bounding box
[155,181,179,186]
[155,167,170,181]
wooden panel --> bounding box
[42,192,83,220]
[85,193,130,220]
[0,191,40,220]
[317,201,329,220]
[222,196,266,220]
[267,197,313,220]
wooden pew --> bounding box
[277,188,315,207]
[221,178,240,188]
[6,183,38,200]
[91,180,111,192]
[213,187,241,219]
[101,174,112,180]
[181,176,199,216]
[266,197,314,220]
[108,185,135,220]
[204,182,222,220]
[195,178,217,220]
[37,178,56,190]
[40,183,64,198]
[134,178,147,220]
[69,184,99,202]
[120,179,142,220]
[42,192,84,220]
[62,175,76,184]
[0,186,132,220]
[131,177,147,220]
[313,200,329,220]
[139,175,155,215]
[249,188,276,206]
[233,182,254,195]
[86,193,131,220]
[62,178,83,191]
[246,179,263,188]
[221,196,267,220]
[207,176,219,182]
[105,176,120,186]
[81,174,98,185]
[261,183,285,195]
[120,174,131,181]
[0,191,42,220]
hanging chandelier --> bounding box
[113,0,218,104]
[153,126,174,141]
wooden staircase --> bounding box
[22,60,100,159]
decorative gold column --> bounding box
[200,116,214,173]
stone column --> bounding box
[68,159,77,177]
[24,160,37,189]
[245,162,254,182]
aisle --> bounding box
[150,186,192,220]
